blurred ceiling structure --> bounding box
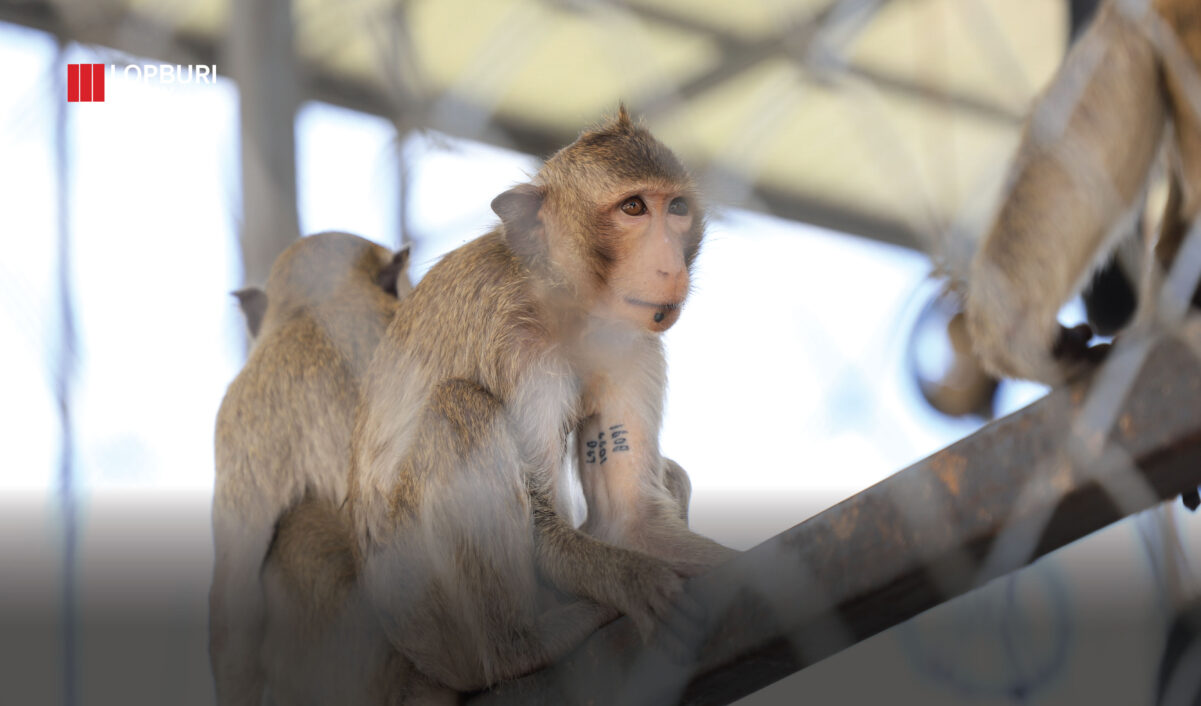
[2,0,1072,265]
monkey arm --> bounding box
[966,0,1166,383]
[1157,0,1201,218]
[353,377,695,692]
[1154,0,1201,283]
[573,397,737,576]
[527,479,706,647]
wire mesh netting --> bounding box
[2,0,1201,704]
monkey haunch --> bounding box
[211,232,412,706]
[349,108,734,695]
[966,0,1201,384]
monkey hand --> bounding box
[598,552,704,655]
[1052,323,1110,373]
[965,282,1109,385]
[667,547,740,580]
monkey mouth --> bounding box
[623,297,683,329]
[624,297,681,311]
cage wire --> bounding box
[52,35,80,706]
[4,0,1201,704]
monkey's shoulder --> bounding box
[399,232,543,339]
[420,231,525,294]
[220,314,360,432]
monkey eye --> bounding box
[620,196,647,216]
[668,197,689,216]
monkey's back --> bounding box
[385,231,547,400]
[213,280,402,706]
[215,312,362,520]
[215,259,399,507]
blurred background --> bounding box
[1,0,1199,704]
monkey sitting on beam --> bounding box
[348,107,736,699]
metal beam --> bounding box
[630,0,1024,126]
[469,317,1201,705]
[0,0,993,251]
[229,0,301,287]
[702,165,922,249]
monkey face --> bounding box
[492,107,705,335]
[597,189,698,333]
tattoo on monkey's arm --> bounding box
[583,423,631,465]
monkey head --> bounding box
[234,232,411,339]
[491,107,704,334]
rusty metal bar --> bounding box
[470,317,1201,706]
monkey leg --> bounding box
[209,509,276,706]
[359,379,621,693]
[662,457,692,523]
[258,496,399,706]
[966,1,1166,384]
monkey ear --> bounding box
[233,288,268,338]
[376,244,411,297]
[491,183,545,260]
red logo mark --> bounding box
[67,64,105,103]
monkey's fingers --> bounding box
[654,587,711,664]
[1051,324,1112,379]
[622,563,688,641]
[620,577,704,661]
[627,603,664,646]
[643,579,709,665]
[1083,341,1110,364]
[1051,323,1094,361]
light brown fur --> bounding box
[348,108,734,697]
[966,0,1201,384]
[210,232,412,706]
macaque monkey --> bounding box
[348,107,734,696]
[966,0,1201,384]
[210,232,412,706]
